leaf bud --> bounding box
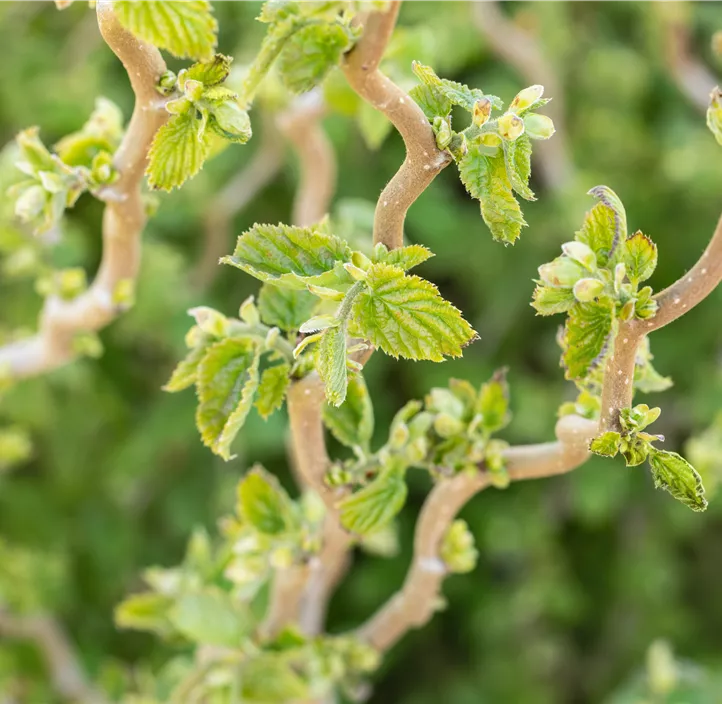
[561,241,597,270]
[433,412,465,439]
[112,278,136,309]
[538,256,586,288]
[265,326,280,350]
[389,422,410,450]
[510,84,544,113]
[440,519,478,574]
[157,70,178,96]
[432,116,452,150]
[573,277,605,302]
[72,331,103,359]
[183,79,204,102]
[210,101,252,144]
[165,97,193,116]
[14,185,46,223]
[404,436,428,464]
[472,98,492,127]
[239,295,260,325]
[497,112,525,141]
[524,113,555,140]
[57,267,87,300]
[270,546,295,570]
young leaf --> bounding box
[183,54,232,86]
[255,363,292,420]
[278,22,353,94]
[146,112,211,191]
[322,374,374,451]
[587,185,627,255]
[503,134,535,201]
[411,62,502,113]
[624,231,657,285]
[562,301,615,381]
[115,592,174,636]
[477,369,510,435]
[170,589,250,647]
[237,466,294,535]
[163,338,211,392]
[240,655,310,703]
[222,223,352,290]
[409,84,452,120]
[648,450,707,512]
[196,338,260,460]
[316,324,348,407]
[338,465,408,536]
[377,244,434,271]
[590,431,621,458]
[458,146,526,244]
[531,285,576,316]
[350,264,477,362]
[257,284,318,331]
[114,1,217,61]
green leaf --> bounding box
[339,465,408,536]
[241,655,310,703]
[114,0,217,60]
[531,285,576,316]
[503,134,535,201]
[170,588,249,647]
[458,147,526,244]
[575,203,615,267]
[163,338,212,392]
[562,301,615,381]
[590,431,621,458]
[115,592,173,636]
[255,364,292,420]
[237,466,294,535]
[196,338,261,460]
[648,450,707,512]
[257,283,318,331]
[183,53,232,86]
[322,374,374,450]
[409,84,452,120]
[279,22,353,94]
[587,185,627,255]
[624,231,657,285]
[377,244,434,271]
[316,324,348,407]
[146,112,211,191]
[477,369,510,435]
[350,263,477,361]
[222,223,352,290]
[411,62,502,113]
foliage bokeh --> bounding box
[1,2,722,702]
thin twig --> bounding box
[471,0,573,191]
[0,0,168,380]
[342,1,452,248]
[0,610,106,704]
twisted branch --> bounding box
[0,1,167,380]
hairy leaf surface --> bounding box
[316,324,348,406]
[649,450,707,512]
[255,363,292,420]
[258,283,318,331]
[562,301,615,381]
[322,374,374,450]
[339,466,407,536]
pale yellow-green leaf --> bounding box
[322,374,374,450]
[649,450,707,512]
[237,466,295,535]
[316,324,348,407]
[255,363,291,420]
[257,283,318,331]
[339,466,407,536]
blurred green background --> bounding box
[2,2,722,702]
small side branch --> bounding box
[471,0,573,191]
[342,2,452,248]
[0,610,106,704]
[357,415,597,652]
[0,0,168,380]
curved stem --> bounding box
[0,1,168,380]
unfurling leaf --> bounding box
[411,62,502,114]
[322,374,374,451]
[255,364,292,420]
[278,22,353,93]
[163,337,212,392]
[562,301,615,380]
[237,466,295,534]
[170,589,250,647]
[477,369,510,435]
[195,338,260,460]
[114,0,217,60]
[458,146,526,244]
[222,223,352,290]
[115,592,173,636]
[146,112,211,191]
[257,284,318,331]
[575,202,616,267]
[590,431,621,458]
[531,285,576,316]
[339,465,408,536]
[316,324,348,406]
[350,264,477,361]
[623,231,657,285]
[440,519,478,574]
[587,185,627,255]
[648,450,707,512]
[503,134,534,201]
[374,243,434,270]
[240,655,310,703]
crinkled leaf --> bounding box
[562,301,615,381]
[412,62,502,112]
[170,589,250,647]
[649,450,707,512]
[222,223,352,290]
[503,134,535,201]
[183,54,232,86]
[477,369,510,435]
[587,185,627,256]
[378,244,434,271]
[322,374,374,450]
[196,338,260,460]
[590,431,621,458]
[350,263,477,361]
[257,283,318,331]
[114,0,217,60]
[237,466,294,535]
[531,285,576,316]
[255,363,292,420]
[316,324,348,406]
[279,22,353,93]
[575,202,615,267]
[146,112,211,191]
[339,466,407,536]
[458,146,526,244]
[624,231,657,285]
[409,84,452,120]
[163,338,211,392]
